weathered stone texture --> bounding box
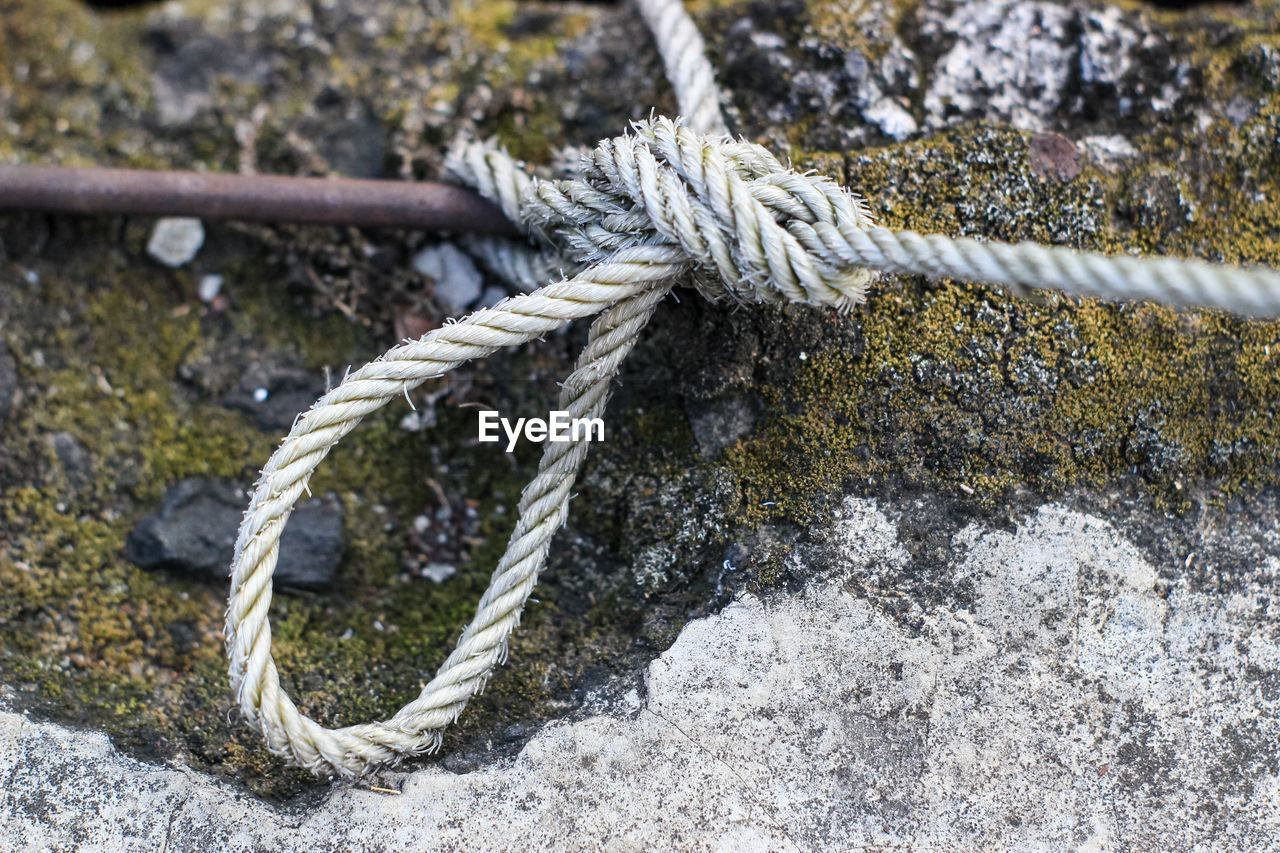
[5,500,1280,849]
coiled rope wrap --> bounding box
[226,0,1280,779]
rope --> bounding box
[633,0,728,137]
[226,280,671,773]
[225,0,1280,779]
[445,140,578,294]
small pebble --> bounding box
[413,243,483,312]
[125,477,343,590]
[147,217,205,268]
[197,274,224,303]
[422,562,457,583]
[1029,132,1081,181]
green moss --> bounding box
[0,0,160,166]
[447,0,595,161]
[804,0,916,63]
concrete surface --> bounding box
[5,498,1279,851]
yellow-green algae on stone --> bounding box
[721,107,1280,524]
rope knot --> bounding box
[444,117,879,311]
[525,117,877,310]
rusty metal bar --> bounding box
[0,165,521,236]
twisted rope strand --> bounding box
[634,0,727,137]
[799,224,1280,317]
[227,0,1280,780]
[446,139,573,293]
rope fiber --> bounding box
[224,0,1280,778]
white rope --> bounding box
[225,261,680,775]
[447,0,728,294]
[445,140,578,294]
[633,0,728,137]
[225,0,1280,779]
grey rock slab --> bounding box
[222,363,325,432]
[6,499,1280,850]
[126,477,343,590]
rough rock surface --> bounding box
[6,498,1280,850]
[126,477,343,590]
[48,430,94,491]
[222,363,326,431]
[919,0,1172,133]
[685,392,764,459]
